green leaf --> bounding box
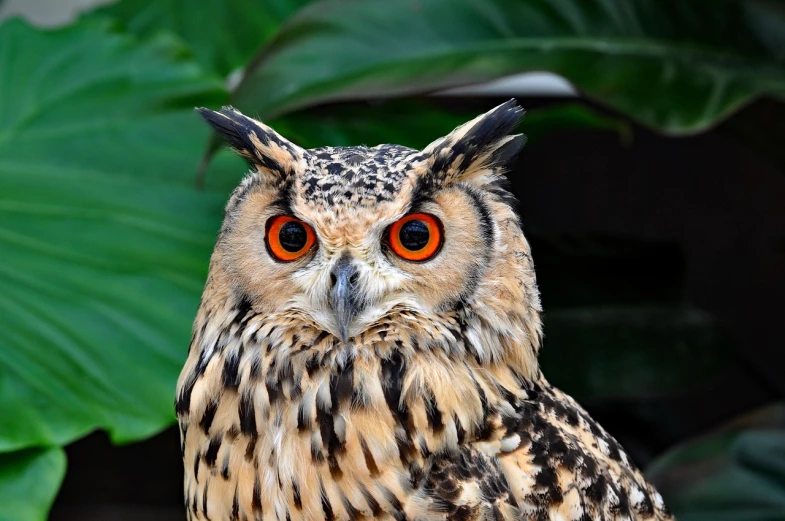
[90,1,629,167]
[91,0,312,76]
[540,306,735,399]
[0,18,237,452]
[0,448,66,521]
[647,405,785,521]
[233,0,785,133]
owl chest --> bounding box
[183,367,411,521]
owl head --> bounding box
[197,100,542,379]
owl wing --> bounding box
[411,380,674,521]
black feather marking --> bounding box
[252,475,263,513]
[199,399,219,434]
[249,353,263,379]
[202,481,211,521]
[454,414,467,444]
[340,492,361,521]
[193,449,201,483]
[222,347,242,390]
[175,349,211,415]
[297,401,311,431]
[328,453,343,480]
[381,487,407,521]
[448,506,474,521]
[330,358,355,413]
[407,173,435,210]
[239,389,257,437]
[305,352,321,376]
[359,436,380,477]
[359,484,382,516]
[320,481,335,521]
[244,436,257,462]
[316,387,344,458]
[292,480,302,510]
[265,375,283,405]
[221,452,231,480]
[474,380,493,440]
[230,295,254,326]
[424,388,445,434]
[231,488,240,521]
[381,352,408,425]
[204,435,222,468]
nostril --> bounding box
[330,273,337,287]
[349,273,359,285]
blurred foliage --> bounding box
[0,18,231,454]
[0,0,783,520]
[231,0,785,131]
[91,0,312,76]
[0,449,65,521]
[0,18,238,520]
[647,404,785,521]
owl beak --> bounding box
[329,256,362,344]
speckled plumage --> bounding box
[176,101,674,521]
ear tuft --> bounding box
[424,99,525,185]
[196,106,304,177]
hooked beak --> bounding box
[329,256,362,344]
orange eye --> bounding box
[388,213,442,262]
[266,215,316,262]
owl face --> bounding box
[199,101,541,368]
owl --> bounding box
[176,100,674,521]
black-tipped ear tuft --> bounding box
[423,99,525,185]
[488,133,527,166]
[462,99,525,158]
[196,106,303,177]
[196,106,258,159]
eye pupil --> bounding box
[399,220,430,251]
[278,221,308,252]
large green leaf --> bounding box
[0,18,237,453]
[0,448,66,521]
[233,0,785,133]
[89,0,629,169]
[647,404,785,521]
[91,0,312,76]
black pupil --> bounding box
[279,221,307,252]
[399,220,430,251]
